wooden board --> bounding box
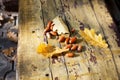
[17,0,120,80]
[17,0,52,80]
[41,0,68,80]
[59,0,120,79]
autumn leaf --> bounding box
[2,47,16,56]
[37,43,69,57]
[7,31,18,42]
[79,28,108,48]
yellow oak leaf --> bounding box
[37,43,69,57]
[79,28,108,48]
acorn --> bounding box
[47,21,53,28]
[64,44,72,50]
[71,44,78,51]
[50,25,54,31]
[58,35,66,42]
[44,26,51,33]
[44,21,53,33]
[65,52,74,57]
[65,37,70,44]
[69,37,77,44]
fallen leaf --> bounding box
[37,43,69,57]
[2,47,16,56]
[79,28,108,48]
[7,31,18,42]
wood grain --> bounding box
[57,0,119,79]
[17,0,52,80]
[17,0,120,80]
[41,0,68,80]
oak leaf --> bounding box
[79,28,108,48]
[37,43,69,57]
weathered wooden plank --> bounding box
[54,1,86,80]
[90,0,118,47]
[56,0,93,80]
[91,0,120,78]
[54,0,93,80]
[17,0,52,80]
[53,0,89,79]
[59,0,99,80]
[41,0,68,80]
[60,0,119,80]
[82,0,119,79]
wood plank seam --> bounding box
[89,0,120,79]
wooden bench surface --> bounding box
[17,0,120,80]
